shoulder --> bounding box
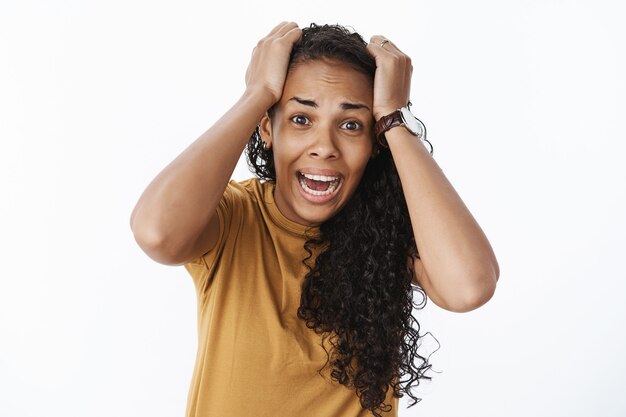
[219,177,260,208]
[227,177,260,197]
[232,177,275,207]
[219,177,274,223]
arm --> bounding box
[367,37,499,312]
[387,126,499,312]
[130,93,270,265]
[130,22,302,265]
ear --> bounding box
[259,111,273,150]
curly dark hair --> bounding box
[245,23,435,417]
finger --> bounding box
[272,21,299,39]
[366,41,394,60]
[370,35,391,47]
[369,35,400,54]
[266,21,294,37]
[280,25,302,43]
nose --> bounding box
[307,125,339,159]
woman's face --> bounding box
[260,59,375,227]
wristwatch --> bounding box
[374,106,432,154]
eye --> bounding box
[341,120,362,131]
[290,115,310,125]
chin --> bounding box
[292,205,333,227]
[292,181,351,226]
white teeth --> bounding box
[299,174,341,196]
[301,172,340,182]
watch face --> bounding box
[400,107,426,139]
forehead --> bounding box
[278,59,373,107]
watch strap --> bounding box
[374,110,404,148]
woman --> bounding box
[130,22,499,417]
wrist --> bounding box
[374,107,399,122]
[242,86,278,111]
[234,90,276,126]
[373,105,432,154]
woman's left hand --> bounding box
[366,36,413,121]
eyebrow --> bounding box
[288,96,370,111]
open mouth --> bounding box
[297,171,343,197]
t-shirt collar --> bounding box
[263,180,321,239]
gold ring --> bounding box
[380,39,389,48]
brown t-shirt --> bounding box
[183,177,399,417]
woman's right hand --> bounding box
[244,21,302,106]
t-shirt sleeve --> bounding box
[183,179,241,293]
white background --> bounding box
[1,1,625,416]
